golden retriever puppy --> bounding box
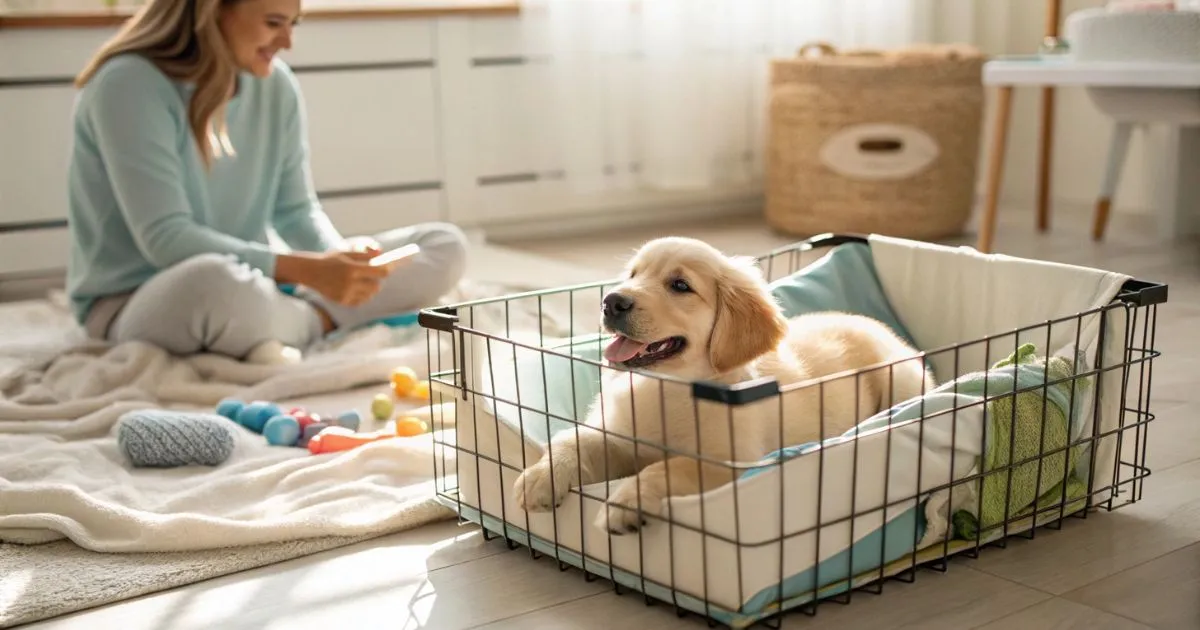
[513,237,934,534]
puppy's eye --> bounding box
[669,278,691,293]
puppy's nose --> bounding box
[602,292,634,317]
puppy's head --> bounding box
[601,237,788,379]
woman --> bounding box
[65,0,467,363]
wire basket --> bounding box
[417,234,1166,629]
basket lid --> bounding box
[773,41,986,85]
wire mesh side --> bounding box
[422,243,1164,629]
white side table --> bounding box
[977,57,1200,252]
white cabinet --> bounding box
[320,189,444,237]
[298,68,441,193]
[281,19,434,67]
[0,85,75,225]
[0,227,70,276]
[0,27,116,79]
[469,64,546,177]
[0,12,757,279]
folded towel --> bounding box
[951,343,1091,540]
[915,343,1093,547]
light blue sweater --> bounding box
[65,53,345,323]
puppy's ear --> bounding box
[708,257,788,374]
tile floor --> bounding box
[13,207,1200,629]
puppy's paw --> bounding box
[513,460,573,512]
[594,477,664,535]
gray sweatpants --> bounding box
[87,223,468,359]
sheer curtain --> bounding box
[519,0,973,195]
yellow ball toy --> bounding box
[370,393,394,420]
[390,367,418,398]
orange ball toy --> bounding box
[395,416,429,437]
[390,367,418,397]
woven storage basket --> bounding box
[765,42,986,240]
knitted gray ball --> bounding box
[117,410,236,468]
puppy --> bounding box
[512,237,935,534]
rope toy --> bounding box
[116,410,236,468]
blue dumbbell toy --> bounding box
[218,399,365,448]
[335,409,362,432]
[263,414,302,446]
[215,398,283,434]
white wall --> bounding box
[984,0,1160,217]
[0,2,1179,279]
[0,14,762,277]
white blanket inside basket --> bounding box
[455,236,1136,617]
[866,234,1130,382]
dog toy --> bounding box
[395,416,430,437]
[308,426,397,454]
[389,367,432,401]
[216,398,244,419]
[215,398,362,448]
[263,414,301,446]
[215,398,283,434]
[390,367,419,397]
[336,410,362,432]
[289,408,325,433]
[308,415,432,454]
[117,410,236,468]
[370,393,394,420]
[299,422,331,448]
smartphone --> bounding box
[369,243,421,267]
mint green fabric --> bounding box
[66,53,344,323]
[489,243,916,444]
[486,334,606,445]
[767,242,917,349]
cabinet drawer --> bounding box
[0,226,69,275]
[470,64,549,177]
[320,189,443,237]
[460,179,566,225]
[0,85,75,225]
[283,19,433,67]
[469,17,543,60]
[298,69,440,193]
[0,28,117,80]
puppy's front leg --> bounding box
[596,456,737,534]
[514,424,637,512]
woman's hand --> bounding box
[275,250,393,307]
[340,236,383,258]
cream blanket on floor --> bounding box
[0,279,572,553]
[0,322,455,553]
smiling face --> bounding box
[218,0,301,78]
[601,237,788,379]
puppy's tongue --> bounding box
[604,335,647,363]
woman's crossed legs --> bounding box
[102,222,468,359]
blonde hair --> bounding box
[76,0,241,168]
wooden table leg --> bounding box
[1093,121,1133,241]
[976,85,1014,254]
[1038,0,1061,232]
[1037,86,1055,231]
